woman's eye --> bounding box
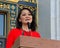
[22,14,26,16]
[28,14,31,15]
[22,14,32,16]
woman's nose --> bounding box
[25,15,30,18]
[26,15,30,18]
[26,14,29,17]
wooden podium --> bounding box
[12,36,60,48]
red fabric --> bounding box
[6,28,41,48]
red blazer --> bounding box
[6,28,41,48]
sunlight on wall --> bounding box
[24,0,29,2]
[7,0,19,2]
[7,0,37,3]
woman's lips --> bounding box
[25,19,30,21]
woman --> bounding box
[6,8,41,48]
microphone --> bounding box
[27,22,31,36]
[27,22,31,29]
[22,22,31,35]
[22,31,24,35]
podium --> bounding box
[12,36,60,48]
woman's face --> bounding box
[19,9,32,24]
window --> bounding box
[51,0,60,40]
[0,13,6,36]
[0,14,4,36]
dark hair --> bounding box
[16,8,37,31]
